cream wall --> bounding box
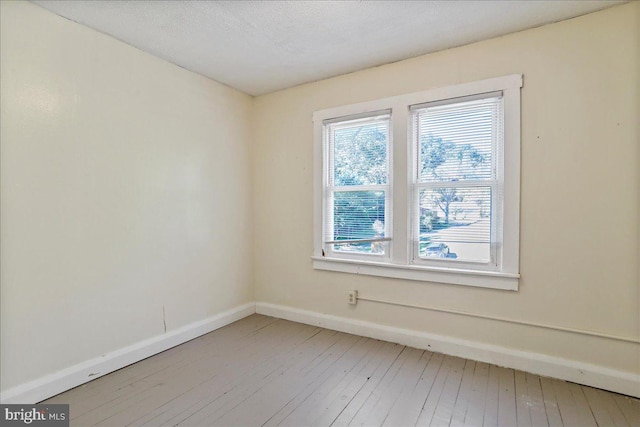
[252,2,640,375]
[1,2,253,391]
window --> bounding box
[411,94,501,266]
[323,112,391,260]
[313,75,522,290]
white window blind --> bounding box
[412,94,503,264]
[324,112,391,256]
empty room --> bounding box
[1,0,638,426]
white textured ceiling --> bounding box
[33,0,624,96]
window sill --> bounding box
[311,256,519,290]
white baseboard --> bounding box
[0,302,256,404]
[4,301,637,403]
[256,302,640,398]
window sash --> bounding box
[324,187,391,259]
[413,95,502,185]
[323,113,392,259]
[409,91,503,112]
[409,93,503,270]
[411,182,499,268]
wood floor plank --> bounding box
[309,341,402,427]
[497,366,517,427]
[525,373,549,427]
[360,347,426,426]
[514,370,533,427]
[417,355,466,426]
[414,355,456,426]
[463,361,490,427]
[449,359,477,427]
[482,364,501,427]
[551,378,597,427]
[567,382,598,427]
[582,386,630,427]
[380,351,442,427]
[327,343,405,427]
[539,377,563,427]
[267,337,383,427]
[346,346,414,426]
[613,393,640,426]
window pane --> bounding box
[329,117,388,186]
[418,187,491,262]
[333,190,386,254]
[416,97,501,182]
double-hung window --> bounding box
[323,112,392,260]
[411,94,501,267]
[313,75,522,290]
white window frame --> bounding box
[409,92,503,271]
[322,111,393,262]
[312,75,522,290]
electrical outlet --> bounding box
[348,290,358,305]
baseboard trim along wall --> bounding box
[255,302,640,398]
[4,301,637,403]
[0,302,256,404]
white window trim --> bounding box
[313,75,522,290]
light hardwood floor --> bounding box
[43,314,640,426]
